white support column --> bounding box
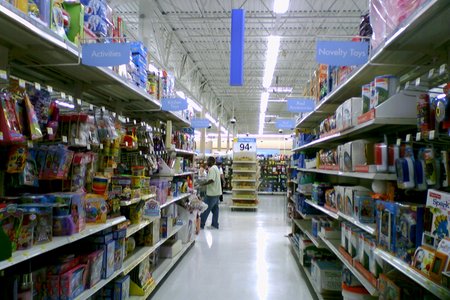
[200,108,206,155]
[218,120,222,152]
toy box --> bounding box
[353,194,375,223]
[312,183,332,206]
[335,103,344,132]
[114,275,130,300]
[342,97,363,129]
[60,264,86,300]
[113,229,126,271]
[335,185,346,213]
[376,200,397,253]
[160,216,173,239]
[160,238,182,258]
[310,260,342,293]
[96,240,115,279]
[18,203,53,245]
[344,186,371,217]
[426,189,450,239]
[395,203,425,264]
[84,194,107,223]
[412,245,436,277]
[50,192,86,235]
[82,249,104,288]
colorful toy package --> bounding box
[0,91,25,143]
[426,189,450,239]
[84,194,107,223]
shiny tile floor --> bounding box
[152,195,315,300]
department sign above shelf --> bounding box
[161,98,188,111]
[275,119,295,130]
[287,98,315,113]
[316,40,369,66]
[191,118,210,128]
[82,43,131,66]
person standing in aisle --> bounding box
[216,157,225,202]
[200,156,222,229]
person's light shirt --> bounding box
[206,165,222,196]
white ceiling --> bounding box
[112,0,368,134]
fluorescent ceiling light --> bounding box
[259,92,270,135]
[269,86,293,93]
[187,97,202,112]
[260,92,269,113]
[269,99,287,103]
[262,36,281,88]
[273,0,290,14]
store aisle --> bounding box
[152,195,314,300]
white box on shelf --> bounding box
[311,260,342,293]
[342,97,363,129]
[336,104,344,132]
[160,239,182,258]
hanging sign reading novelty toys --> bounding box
[316,40,369,66]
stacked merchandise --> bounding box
[1,0,193,115]
[0,78,196,299]
[231,152,259,210]
[258,155,288,193]
[130,42,149,89]
[171,130,195,152]
[290,1,450,299]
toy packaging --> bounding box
[18,203,52,245]
[96,240,115,279]
[412,245,436,277]
[114,275,130,300]
[353,194,375,223]
[376,200,396,253]
[0,204,24,259]
[85,194,107,223]
[82,249,104,288]
[426,189,450,239]
[395,203,425,264]
[59,264,86,299]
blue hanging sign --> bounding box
[316,40,369,66]
[82,43,131,67]
[287,99,315,113]
[191,118,210,129]
[229,9,245,86]
[161,98,188,111]
[182,127,195,135]
[275,119,296,129]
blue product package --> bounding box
[129,42,147,57]
[96,240,115,279]
[395,203,424,263]
[85,15,109,37]
[376,200,397,253]
[132,54,147,68]
[114,275,130,300]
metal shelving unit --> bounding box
[374,248,450,300]
[296,168,397,181]
[318,233,378,296]
[231,159,259,210]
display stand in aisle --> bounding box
[230,137,259,211]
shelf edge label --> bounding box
[316,40,369,66]
[82,43,131,67]
[287,98,315,113]
[161,97,188,111]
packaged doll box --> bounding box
[426,189,450,239]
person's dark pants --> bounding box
[200,195,220,228]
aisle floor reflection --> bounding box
[152,195,315,300]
